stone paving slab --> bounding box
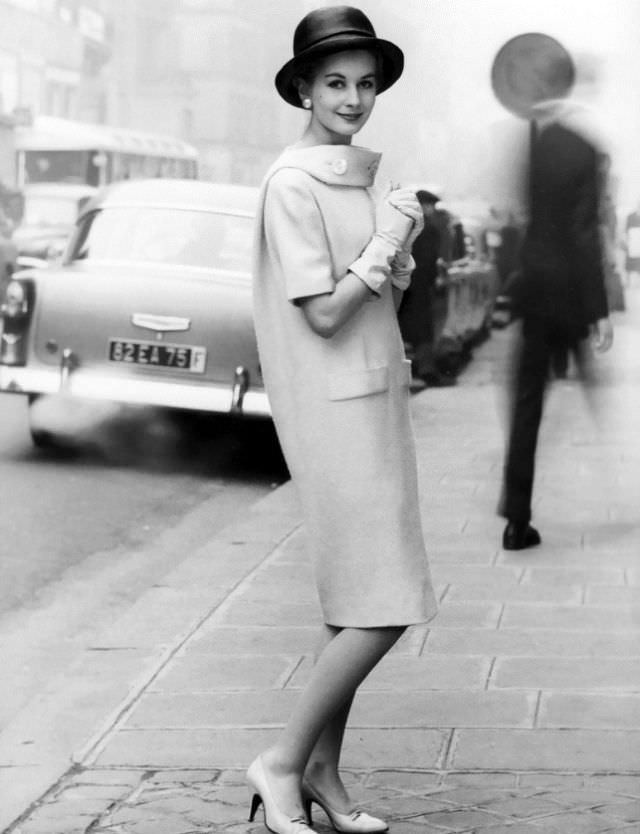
[150,654,301,693]
[500,604,640,632]
[491,656,640,689]
[425,627,640,657]
[90,728,452,770]
[121,689,537,730]
[450,729,640,771]
[290,654,494,691]
[539,692,640,729]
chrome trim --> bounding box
[60,348,77,388]
[16,255,49,270]
[231,366,249,413]
[0,365,271,417]
[131,313,191,332]
[98,202,255,217]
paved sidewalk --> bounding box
[5,290,640,834]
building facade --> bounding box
[0,0,112,185]
[107,0,304,184]
[0,0,306,186]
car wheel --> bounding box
[28,395,56,449]
[30,427,56,449]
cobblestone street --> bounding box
[15,768,640,833]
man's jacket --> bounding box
[514,118,609,331]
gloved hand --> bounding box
[348,188,422,296]
[389,188,424,251]
[388,190,424,291]
[389,252,415,291]
[374,188,420,250]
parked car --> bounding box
[12,183,97,267]
[445,215,499,346]
[0,179,269,446]
[0,227,17,301]
[408,206,498,380]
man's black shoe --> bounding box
[502,521,542,551]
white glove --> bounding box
[389,190,423,291]
[374,189,418,250]
[389,253,415,291]
[349,190,420,295]
[387,188,424,231]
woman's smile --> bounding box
[301,50,377,145]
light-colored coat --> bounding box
[253,144,436,627]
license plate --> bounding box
[108,339,206,373]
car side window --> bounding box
[68,210,98,260]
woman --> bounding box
[249,7,437,834]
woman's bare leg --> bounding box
[303,696,355,810]
[259,624,405,819]
[303,625,355,811]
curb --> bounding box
[0,480,300,833]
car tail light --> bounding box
[3,280,28,318]
[1,279,33,365]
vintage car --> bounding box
[401,204,499,381]
[443,215,499,349]
[12,183,97,266]
[0,179,269,445]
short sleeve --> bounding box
[263,169,336,303]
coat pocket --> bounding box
[327,364,389,401]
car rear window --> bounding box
[68,206,252,272]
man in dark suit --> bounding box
[499,102,613,550]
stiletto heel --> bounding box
[301,778,388,834]
[249,792,262,822]
[303,798,313,824]
[246,755,315,833]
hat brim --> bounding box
[491,33,575,120]
[275,36,404,108]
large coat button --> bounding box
[332,158,348,175]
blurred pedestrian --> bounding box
[250,6,437,834]
[494,210,523,293]
[499,80,613,551]
[601,192,625,312]
[624,200,640,286]
[398,187,453,385]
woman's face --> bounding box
[303,50,377,145]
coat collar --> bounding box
[532,97,605,149]
[271,144,381,186]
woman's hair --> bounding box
[293,48,384,100]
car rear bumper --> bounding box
[0,365,271,418]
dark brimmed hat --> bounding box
[275,6,404,108]
[491,33,575,119]
[416,187,441,205]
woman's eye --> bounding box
[328,80,344,88]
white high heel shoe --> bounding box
[247,755,315,834]
[302,778,388,834]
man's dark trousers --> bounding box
[501,316,589,525]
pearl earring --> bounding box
[302,98,312,110]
